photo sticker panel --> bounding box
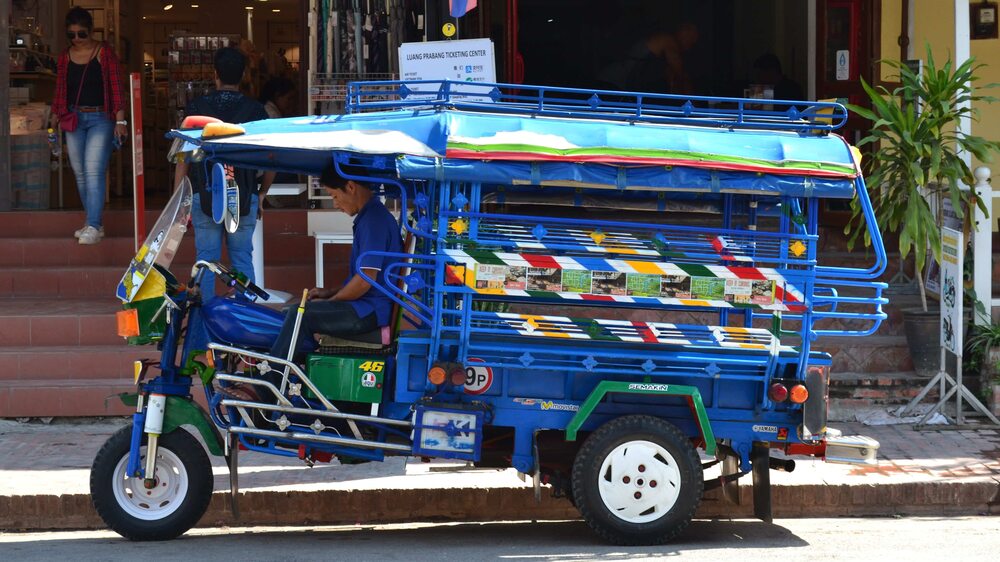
[660,274,692,298]
[505,266,527,290]
[626,273,662,297]
[724,278,753,304]
[561,269,593,293]
[475,264,507,290]
[592,271,627,296]
[751,279,776,304]
[527,267,562,291]
[690,277,726,300]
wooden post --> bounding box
[0,0,11,211]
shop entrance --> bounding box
[516,0,812,102]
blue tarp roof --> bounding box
[168,107,860,198]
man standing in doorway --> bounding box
[174,47,275,300]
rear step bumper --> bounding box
[824,433,880,465]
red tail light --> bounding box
[768,383,789,402]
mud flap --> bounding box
[721,454,742,505]
[751,442,772,523]
[227,433,240,519]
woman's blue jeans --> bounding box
[64,111,114,229]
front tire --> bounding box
[572,415,703,545]
[90,425,214,540]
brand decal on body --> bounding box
[628,383,670,392]
[512,398,580,411]
[360,372,377,388]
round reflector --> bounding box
[428,366,447,385]
[789,384,810,404]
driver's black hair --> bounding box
[320,162,369,191]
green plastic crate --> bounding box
[305,355,386,403]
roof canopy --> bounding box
[169,93,861,198]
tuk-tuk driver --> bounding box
[269,162,402,361]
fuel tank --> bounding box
[202,297,284,350]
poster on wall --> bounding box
[398,38,496,101]
[940,227,964,356]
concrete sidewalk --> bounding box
[1,418,998,532]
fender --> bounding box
[563,380,717,456]
[117,393,224,456]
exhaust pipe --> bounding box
[769,457,796,472]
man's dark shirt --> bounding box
[184,90,268,217]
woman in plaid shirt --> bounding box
[52,7,127,245]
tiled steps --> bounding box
[829,371,938,420]
[0,209,351,417]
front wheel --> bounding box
[572,415,703,545]
[90,425,214,540]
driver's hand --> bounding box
[307,287,333,300]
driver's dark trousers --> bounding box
[269,300,378,362]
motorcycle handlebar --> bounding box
[190,261,268,301]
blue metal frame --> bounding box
[346,80,849,133]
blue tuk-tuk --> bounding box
[92,80,886,545]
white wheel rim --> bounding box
[597,440,682,524]
[110,446,189,521]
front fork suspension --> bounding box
[126,392,167,488]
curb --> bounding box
[2,480,998,532]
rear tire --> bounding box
[572,415,703,545]
[90,425,214,540]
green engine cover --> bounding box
[305,354,386,403]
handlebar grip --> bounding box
[246,281,270,301]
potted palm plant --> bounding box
[966,322,1000,415]
[846,47,1000,375]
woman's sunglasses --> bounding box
[66,30,89,39]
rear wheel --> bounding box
[90,425,214,540]
[572,415,703,545]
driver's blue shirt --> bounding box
[347,197,402,326]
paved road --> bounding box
[2,517,998,561]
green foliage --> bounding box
[845,46,1000,304]
[966,321,1000,383]
[967,321,1000,356]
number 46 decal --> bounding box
[359,361,384,372]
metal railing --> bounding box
[345,80,849,133]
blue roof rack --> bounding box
[345,80,848,134]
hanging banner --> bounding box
[449,0,478,18]
[940,226,964,356]
[130,73,145,251]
